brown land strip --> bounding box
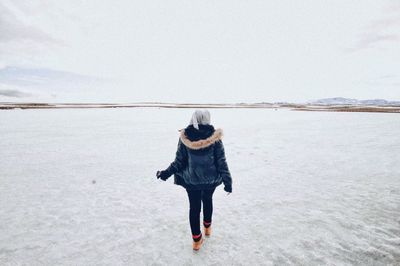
[0,103,276,110]
[0,103,399,113]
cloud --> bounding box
[375,74,397,80]
[386,1,400,13]
[362,74,400,88]
[349,33,399,52]
[0,89,31,98]
[0,66,105,88]
[367,17,400,30]
[0,2,59,67]
[0,66,108,102]
[347,3,400,52]
[0,3,55,44]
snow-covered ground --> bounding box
[1,108,399,265]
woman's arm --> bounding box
[214,140,232,192]
[165,139,188,176]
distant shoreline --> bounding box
[0,102,399,113]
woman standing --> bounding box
[157,110,233,251]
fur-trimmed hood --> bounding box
[180,126,223,150]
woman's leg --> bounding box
[186,189,202,239]
[202,187,216,226]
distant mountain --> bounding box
[309,97,400,106]
[358,99,397,105]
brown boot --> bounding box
[203,221,212,237]
[192,234,204,251]
[204,226,212,237]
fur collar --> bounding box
[180,128,223,150]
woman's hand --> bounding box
[156,170,171,181]
[224,184,232,193]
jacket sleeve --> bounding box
[166,138,188,175]
[214,140,232,187]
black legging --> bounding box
[186,188,216,236]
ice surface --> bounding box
[1,108,399,265]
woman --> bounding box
[156,110,233,251]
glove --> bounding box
[224,184,232,193]
[156,170,171,181]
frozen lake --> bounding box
[1,108,399,265]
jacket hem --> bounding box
[174,178,222,190]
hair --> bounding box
[189,110,211,129]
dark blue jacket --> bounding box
[166,125,232,191]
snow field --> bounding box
[0,108,399,265]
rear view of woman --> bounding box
[156,110,233,251]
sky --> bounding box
[0,0,399,103]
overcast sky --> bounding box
[0,0,399,103]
